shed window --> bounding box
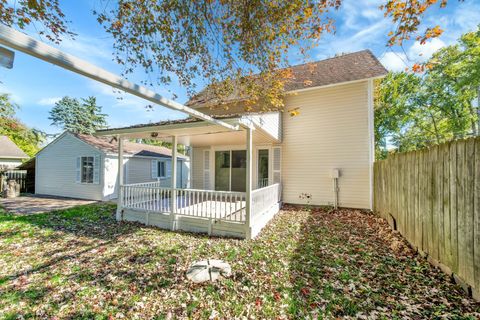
[157,160,166,178]
[81,156,94,183]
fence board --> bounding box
[457,140,466,279]
[440,143,452,266]
[432,145,440,261]
[474,138,480,298]
[465,139,475,285]
[374,137,479,299]
[450,142,458,274]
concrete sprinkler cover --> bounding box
[186,259,232,283]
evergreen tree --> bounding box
[49,96,107,134]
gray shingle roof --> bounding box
[74,133,186,159]
[0,136,29,159]
[186,50,387,108]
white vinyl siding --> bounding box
[281,81,371,209]
[203,150,211,189]
[191,147,207,189]
[103,155,125,200]
[126,157,184,187]
[272,147,281,184]
[249,112,282,141]
[35,133,103,200]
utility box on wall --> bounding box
[331,169,340,179]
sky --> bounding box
[1,0,479,136]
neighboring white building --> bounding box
[0,135,29,169]
[35,132,189,200]
[97,50,388,238]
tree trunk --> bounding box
[429,111,441,144]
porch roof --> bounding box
[96,114,278,147]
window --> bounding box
[157,160,166,178]
[81,156,94,183]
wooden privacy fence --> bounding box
[374,137,480,299]
[0,170,27,193]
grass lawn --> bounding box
[0,203,479,319]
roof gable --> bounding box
[0,136,29,159]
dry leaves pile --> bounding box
[0,203,478,319]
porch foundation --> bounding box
[122,209,247,238]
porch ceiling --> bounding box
[96,118,278,147]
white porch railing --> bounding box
[251,183,281,220]
[121,182,246,223]
[175,188,246,222]
[120,182,280,227]
[122,183,172,212]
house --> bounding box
[35,131,189,201]
[0,135,29,169]
[96,50,388,238]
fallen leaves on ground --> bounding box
[0,203,478,319]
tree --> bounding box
[0,0,72,44]
[426,27,480,134]
[0,0,459,110]
[0,93,45,157]
[374,72,421,158]
[49,96,107,134]
[0,93,17,117]
[375,27,480,158]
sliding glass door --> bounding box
[214,150,246,192]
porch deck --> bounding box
[98,112,282,239]
[119,182,281,238]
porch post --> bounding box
[245,127,253,239]
[116,135,124,221]
[170,135,178,230]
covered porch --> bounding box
[97,114,282,239]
